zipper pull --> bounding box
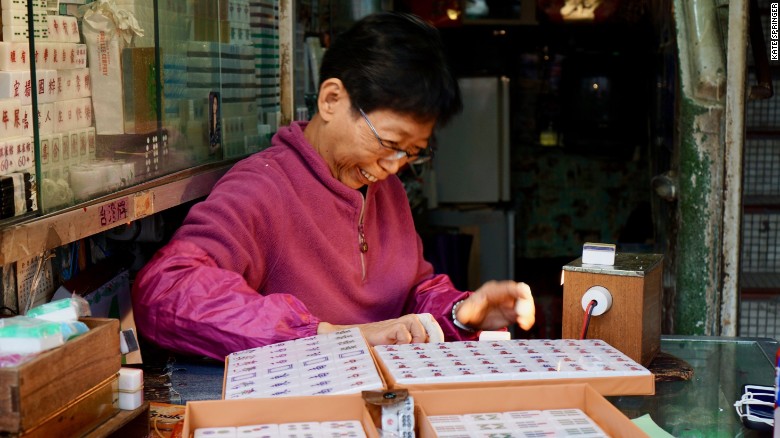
[358,224,368,253]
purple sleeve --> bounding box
[404,235,478,341]
[131,239,321,360]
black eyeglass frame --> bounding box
[358,107,434,165]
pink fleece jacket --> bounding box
[131,122,475,359]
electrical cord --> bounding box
[580,299,597,340]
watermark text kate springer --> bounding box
[772,2,779,61]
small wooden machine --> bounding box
[561,252,664,366]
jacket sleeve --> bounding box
[131,239,321,360]
[403,234,479,342]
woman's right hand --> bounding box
[318,314,429,345]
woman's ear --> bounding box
[317,78,348,122]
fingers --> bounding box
[514,282,536,331]
[405,314,429,343]
[360,316,429,346]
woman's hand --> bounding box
[317,314,430,346]
[455,281,536,331]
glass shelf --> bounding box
[610,335,779,437]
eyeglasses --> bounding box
[358,107,433,165]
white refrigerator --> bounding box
[425,76,515,290]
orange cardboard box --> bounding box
[182,394,379,438]
[412,383,649,438]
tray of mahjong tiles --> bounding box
[413,383,647,438]
[372,339,654,396]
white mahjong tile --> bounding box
[432,434,471,438]
[509,419,554,431]
[413,368,462,383]
[439,356,480,367]
[299,361,340,377]
[372,344,398,353]
[462,348,491,359]
[462,412,505,423]
[497,355,532,367]
[393,370,426,384]
[431,342,456,351]
[549,416,598,428]
[335,352,375,365]
[470,433,519,438]
[194,426,237,437]
[261,384,301,398]
[478,367,514,381]
[378,350,418,362]
[554,425,609,437]
[342,365,380,379]
[504,411,544,421]
[419,349,454,360]
[331,375,383,394]
[431,423,470,434]
[279,422,321,433]
[454,340,482,349]
[465,422,514,434]
[543,409,588,419]
[299,368,343,384]
[236,424,279,437]
[293,335,323,349]
[503,366,543,380]
[516,429,557,437]
[320,421,363,431]
[427,415,464,424]
[322,430,366,438]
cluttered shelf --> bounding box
[0,159,239,266]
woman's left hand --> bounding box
[454,281,536,331]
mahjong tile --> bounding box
[431,423,470,434]
[462,412,505,423]
[236,423,279,437]
[320,421,363,431]
[427,415,464,424]
[321,431,366,438]
[503,410,544,421]
[194,426,237,437]
[278,422,320,433]
[554,425,609,437]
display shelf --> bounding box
[0,160,237,265]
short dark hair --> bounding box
[319,12,462,126]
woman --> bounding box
[132,12,535,360]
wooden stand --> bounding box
[561,253,664,366]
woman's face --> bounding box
[328,108,436,189]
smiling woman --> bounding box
[131,12,537,360]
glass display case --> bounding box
[0,0,294,265]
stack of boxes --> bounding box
[0,0,283,213]
[0,0,139,211]
[250,1,280,143]
[0,0,46,216]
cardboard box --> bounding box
[182,394,379,438]
[0,317,121,434]
[413,384,649,438]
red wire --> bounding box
[580,300,597,340]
